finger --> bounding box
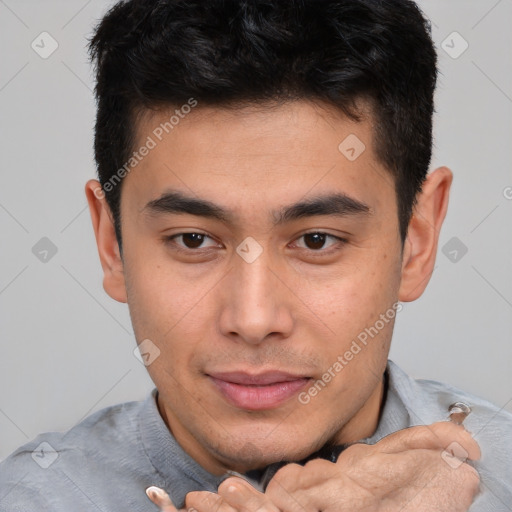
[373,421,481,460]
[218,477,281,512]
[146,486,179,512]
[185,490,237,512]
[266,460,342,512]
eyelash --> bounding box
[162,231,347,255]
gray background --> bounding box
[0,0,511,461]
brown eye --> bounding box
[163,232,218,251]
[303,233,328,250]
[295,232,344,251]
[181,233,206,249]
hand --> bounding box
[180,421,481,512]
[146,484,267,512]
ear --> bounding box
[85,179,127,303]
[398,166,453,302]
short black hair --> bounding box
[88,0,437,254]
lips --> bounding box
[207,370,311,410]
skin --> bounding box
[207,424,479,512]
[146,421,481,512]
[85,99,464,508]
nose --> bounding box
[218,249,294,345]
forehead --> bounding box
[122,99,396,225]
[137,98,372,152]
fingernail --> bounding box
[448,402,471,425]
[146,485,168,501]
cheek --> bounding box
[126,243,209,321]
[310,256,400,335]
[124,257,211,369]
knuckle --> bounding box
[213,496,225,510]
[217,477,245,494]
[265,478,279,495]
[461,464,481,489]
[186,491,222,510]
[266,462,301,493]
[272,462,301,481]
[445,463,480,497]
[337,442,373,467]
[303,458,329,471]
[412,425,438,443]
[342,442,372,458]
[202,493,221,507]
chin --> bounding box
[213,431,324,472]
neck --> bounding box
[333,371,387,446]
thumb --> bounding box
[375,422,481,461]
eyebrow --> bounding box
[143,189,371,226]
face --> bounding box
[90,99,417,474]
[110,100,405,473]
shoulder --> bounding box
[387,359,512,430]
[386,360,512,508]
[0,393,152,510]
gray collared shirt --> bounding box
[1,360,511,511]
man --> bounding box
[0,0,510,511]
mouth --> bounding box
[207,371,312,410]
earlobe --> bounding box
[398,166,453,302]
[85,179,128,303]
